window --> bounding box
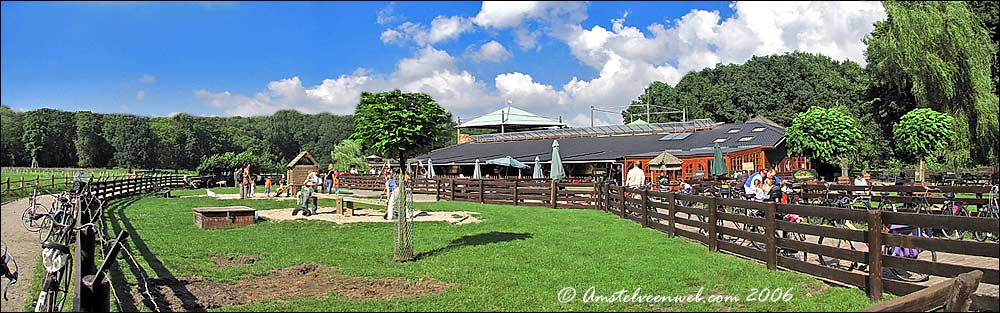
[658,132,692,141]
[727,128,741,134]
[738,136,753,142]
[751,127,766,132]
[713,138,728,143]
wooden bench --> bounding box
[336,197,386,217]
[860,270,983,312]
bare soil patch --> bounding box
[211,253,259,267]
[134,263,452,311]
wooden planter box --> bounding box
[193,206,256,229]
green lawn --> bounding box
[68,190,873,311]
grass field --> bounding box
[55,187,876,312]
[0,167,195,203]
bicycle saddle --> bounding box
[943,193,955,199]
[41,242,70,254]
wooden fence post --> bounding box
[5,177,9,192]
[513,180,519,206]
[641,188,650,228]
[479,179,485,204]
[549,179,559,209]
[450,178,455,200]
[20,176,24,189]
[867,209,884,301]
[620,187,627,219]
[50,175,55,188]
[436,180,441,202]
[667,192,676,237]
[765,202,777,270]
[707,197,719,252]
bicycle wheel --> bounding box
[778,230,806,261]
[21,204,50,232]
[973,208,999,242]
[883,246,930,282]
[940,204,968,240]
[817,221,858,271]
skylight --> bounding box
[714,138,728,143]
[658,132,692,141]
[727,128,741,134]
[738,136,754,142]
[751,127,766,132]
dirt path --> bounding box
[0,195,50,312]
[258,208,481,225]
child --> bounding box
[265,176,273,197]
[333,172,341,195]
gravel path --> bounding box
[0,195,50,312]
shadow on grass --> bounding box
[415,232,533,261]
[104,196,208,312]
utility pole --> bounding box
[591,106,595,127]
[683,107,687,122]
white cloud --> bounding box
[466,40,512,62]
[197,47,495,118]
[380,16,473,47]
[136,90,145,101]
[377,2,403,25]
[139,74,156,83]
[200,1,886,127]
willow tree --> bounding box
[351,90,450,262]
[865,1,999,166]
[330,139,369,172]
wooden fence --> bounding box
[2,173,132,194]
[596,183,999,311]
[337,175,598,209]
[687,180,995,208]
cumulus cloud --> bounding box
[380,16,473,47]
[139,74,156,83]
[376,2,403,25]
[196,47,495,118]
[466,40,512,62]
[199,1,886,127]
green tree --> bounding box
[74,111,109,167]
[786,106,863,178]
[350,89,450,262]
[331,139,369,172]
[622,52,868,126]
[893,108,955,182]
[21,108,77,167]
[865,1,999,166]
[0,106,25,166]
[103,114,156,169]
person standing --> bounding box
[333,170,341,195]
[235,166,245,199]
[384,172,398,220]
[324,164,335,194]
[264,176,273,197]
[625,162,646,188]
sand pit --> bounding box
[257,208,481,225]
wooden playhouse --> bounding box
[286,151,320,195]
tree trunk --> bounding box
[393,154,415,262]
[840,157,849,178]
[918,158,926,183]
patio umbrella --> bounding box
[473,159,483,179]
[427,159,436,178]
[532,156,543,179]
[711,143,727,178]
[485,156,529,169]
[549,140,566,180]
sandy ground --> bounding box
[257,208,481,225]
[206,188,439,203]
[0,195,52,311]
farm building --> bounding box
[415,115,807,182]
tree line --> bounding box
[623,1,998,170]
[0,106,456,171]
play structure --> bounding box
[286,151,320,195]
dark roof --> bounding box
[468,118,715,143]
[417,120,784,165]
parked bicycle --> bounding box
[21,187,53,233]
[883,224,932,282]
[34,241,71,312]
[974,185,999,242]
[1,240,18,303]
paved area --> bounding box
[0,195,54,312]
[207,188,438,203]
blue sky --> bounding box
[1,1,886,125]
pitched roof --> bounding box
[457,106,567,129]
[286,151,318,168]
[417,120,784,165]
[470,118,716,143]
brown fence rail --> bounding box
[337,175,598,209]
[596,183,999,311]
[2,173,133,194]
